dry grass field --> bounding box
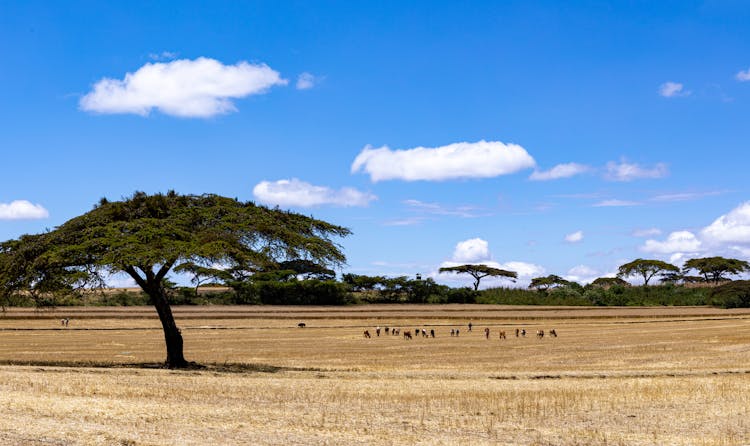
[1,305,750,445]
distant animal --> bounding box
[515,328,519,337]
[549,329,557,337]
[498,330,506,339]
[297,322,306,328]
[536,330,545,339]
[468,322,473,332]
[385,327,390,334]
[521,329,526,337]
[403,330,412,340]
[363,330,371,338]
[422,329,427,338]
[455,329,460,337]
[450,329,455,337]
[484,327,490,339]
[376,327,381,336]
[430,329,435,338]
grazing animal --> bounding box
[515,328,519,337]
[363,330,371,338]
[521,329,526,337]
[468,322,473,332]
[385,327,390,334]
[422,329,427,338]
[450,328,455,337]
[430,329,435,338]
[376,327,381,336]
[536,330,544,339]
[550,329,557,337]
[298,322,306,328]
[61,319,66,327]
[499,330,506,339]
[484,327,490,339]
[403,330,412,340]
[456,329,460,337]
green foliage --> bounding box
[617,259,679,286]
[708,280,750,308]
[438,264,517,290]
[683,257,750,283]
[529,275,572,291]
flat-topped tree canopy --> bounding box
[0,191,350,368]
[439,264,517,290]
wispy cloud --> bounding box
[402,199,486,218]
[148,51,178,61]
[564,230,584,243]
[659,81,690,98]
[253,178,376,208]
[650,190,726,202]
[632,228,662,237]
[0,200,49,220]
[351,140,536,182]
[736,68,750,82]
[529,163,590,181]
[296,72,318,90]
[80,57,287,118]
[593,199,641,207]
[604,160,668,182]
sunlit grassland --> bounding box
[1,305,749,445]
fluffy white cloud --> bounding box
[452,238,490,263]
[80,57,287,118]
[296,72,317,90]
[641,230,702,254]
[497,261,545,278]
[529,163,589,181]
[565,265,602,284]
[701,201,750,245]
[252,178,376,208]
[351,140,536,182]
[736,69,750,82]
[564,230,584,243]
[593,199,641,207]
[659,81,690,97]
[605,160,668,181]
[0,200,49,220]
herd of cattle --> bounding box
[361,324,557,340]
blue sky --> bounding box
[2,1,750,287]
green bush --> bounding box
[709,281,750,308]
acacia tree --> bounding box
[439,264,517,290]
[529,275,571,291]
[0,192,349,368]
[683,257,750,283]
[589,277,630,288]
[617,259,678,286]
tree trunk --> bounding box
[149,288,188,368]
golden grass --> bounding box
[1,305,750,445]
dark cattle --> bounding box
[536,330,544,339]
[521,329,526,337]
[298,322,306,328]
[403,330,412,340]
[498,330,506,339]
[484,327,490,339]
[376,327,381,336]
[385,327,390,334]
[468,322,473,332]
[550,329,557,337]
[430,329,435,338]
[363,330,371,338]
[515,328,519,337]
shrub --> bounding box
[709,281,750,308]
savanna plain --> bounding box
[1,305,750,445]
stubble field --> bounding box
[1,305,749,445]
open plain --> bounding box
[1,305,750,445]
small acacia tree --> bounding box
[439,264,517,290]
[0,192,350,368]
[529,275,571,291]
[617,259,678,286]
[683,257,750,284]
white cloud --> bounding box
[564,230,584,243]
[659,81,690,98]
[736,69,750,82]
[529,163,590,181]
[641,230,702,254]
[632,228,662,237]
[80,57,287,118]
[604,160,668,181]
[0,200,49,220]
[565,265,603,284]
[701,201,750,245]
[498,261,545,278]
[148,51,178,61]
[351,140,536,182]
[452,238,490,263]
[593,199,641,207]
[403,199,485,218]
[252,178,377,208]
[650,191,725,202]
[296,72,317,90]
